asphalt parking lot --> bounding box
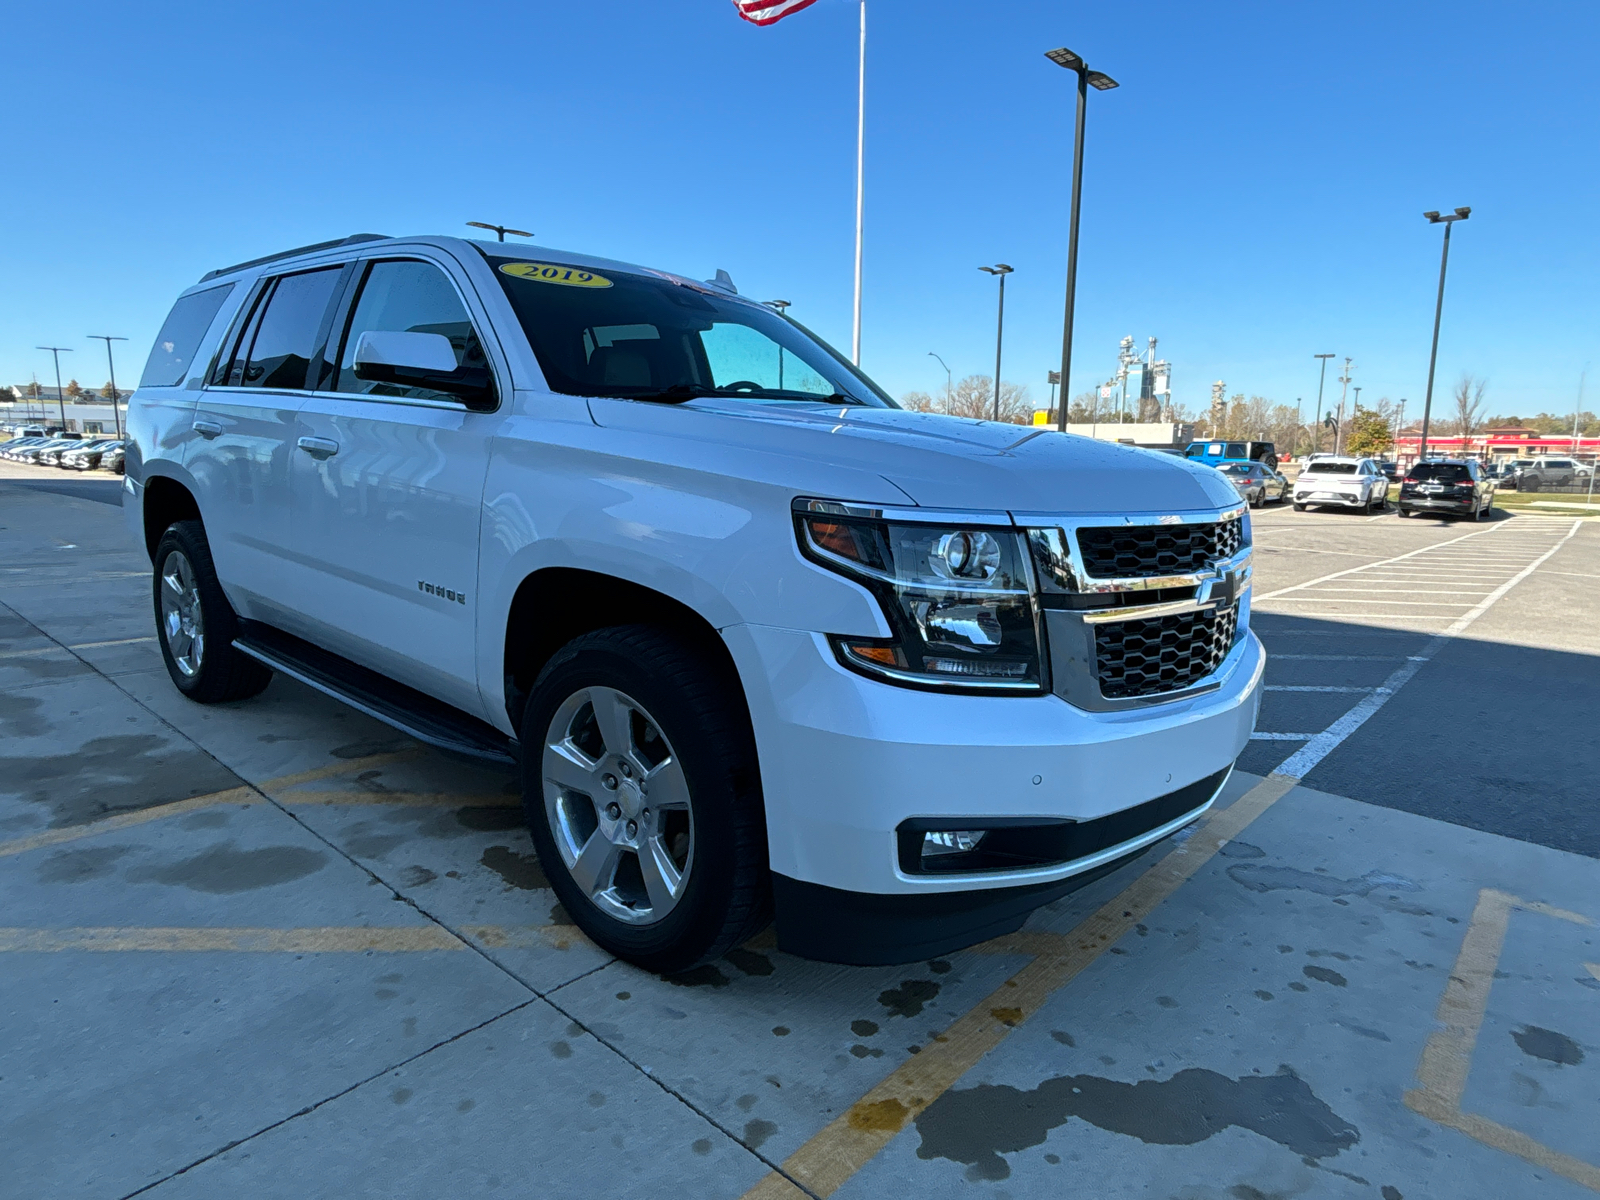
[3,467,1597,1200]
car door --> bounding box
[189,267,343,619]
[289,255,503,716]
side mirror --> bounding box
[351,330,495,408]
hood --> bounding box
[587,398,1239,514]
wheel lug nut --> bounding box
[602,774,618,790]
[620,763,633,778]
[641,808,650,819]
[606,802,621,820]
[626,820,638,837]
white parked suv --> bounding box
[1292,456,1390,512]
[124,233,1262,970]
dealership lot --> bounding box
[2,470,1597,1199]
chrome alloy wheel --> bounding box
[159,550,205,677]
[542,686,694,925]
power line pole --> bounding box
[37,346,73,431]
[1419,207,1470,463]
[1335,358,1352,456]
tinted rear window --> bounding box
[1303,461,1356,475]
[241,268,343,390]
[140,283,235,388]
[1409,463,1470,482]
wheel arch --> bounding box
[141,472,203,562]
[502,567,752,738]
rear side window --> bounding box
[1409,463,1470,482]
[334,259,491,403]
[239,268,343,390]
[139,283,235,387]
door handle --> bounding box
[297,436,340,459]
[193,420,222,438]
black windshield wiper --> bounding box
[620,384,717,404]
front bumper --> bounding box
[725,621,1262,894]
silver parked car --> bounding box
[1217,461,1289,507]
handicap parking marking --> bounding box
[1404,889,1600,1193]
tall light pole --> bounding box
[466,221,532,242]
[87,335,128,439]
[1334,359,1352,455]
[1046,46,1118,433]
[927,351,953,415]
[37,346,73,431]
[1419,207,1470,463]
[978,264,1013,421]
[1312,353,1335,454]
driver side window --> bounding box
[334,259,491,403]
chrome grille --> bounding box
[1094,603,1239,699]
[1076,516,1244,580]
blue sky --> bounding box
[3,0,1596,420]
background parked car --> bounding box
[101,443,127,474]
[39,437,103,467]
[1292,456,1390,512]
[2,437,50,460]
[1218,460,1289,507]
[60,439,124,471]
[1515,457,1582,491]
[1183,439,1280,470]
[1398,459,1494,520]
[8,437,82,464]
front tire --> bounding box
[520,625,771,973]
[153,521,273,704]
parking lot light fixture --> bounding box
[1313,354,1336,454]
[928,351,953,414]
[37,346,72,431]
[978,265,1013,421]
[1047,45,1118,434]
[87,335,128,439]
[1420,206,1470,463]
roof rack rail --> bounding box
[199,233,391,283]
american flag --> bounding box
[732,0,820,26]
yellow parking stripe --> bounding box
[0,787,257,858]
[739,771,1298,1200]
[283,791,518,808]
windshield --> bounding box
[1409,463,1470,482]
[487,256,895,407]
[1303,461,1357,475]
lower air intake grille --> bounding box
[1094,603,1239,699]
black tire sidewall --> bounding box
[519,627,765,972]
[152,521,264,703]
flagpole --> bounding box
[851,0,865,365]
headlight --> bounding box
[796,500,1043,692]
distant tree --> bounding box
[944,374,1032,423]
[1066,390,1098,422]
[25,380,41,399]
[100,380,119,399]
[65,379,83,400]
[1450,373,1486,438]
[1346,406,1393,457]
[899,390,937,413]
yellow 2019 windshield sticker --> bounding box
[499,262,613,288]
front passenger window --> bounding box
[335,260,492,404]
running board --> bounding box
[233,621,518,765]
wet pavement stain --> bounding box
[725,948,775,977]
[851,1019,880,1038]
[1332,1020,1390,1042]
[914,1064,1359,1181]
[331,738,414,759]
[878,979,941,1018]
[397,864,437,887]
[742,1119,778,1149]
[0,692,49,737]
[663,964,731,989]
[125,841,327,893]
[455,806,523,832]
[479,845,549,890]
[1219,840,1267,859]
[1050,1031,1075,1046]
[0,733,241,826]
[1303,965,1348,987]
[848,1097,910,1133]
[1512,1025,1584,1065]
[36,844,132,883]
[1227,864,1421,901]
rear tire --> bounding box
[520,625,771,973]
[152,521,273,704]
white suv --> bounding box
[1293,456,1390,512]
[124,234,1262,970]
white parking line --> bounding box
[1249,732,1314,740]
[1253,524,1506,602]
[1271,520,1582,778]
[1270,654,1400,661]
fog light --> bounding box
[922,830,986,859]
